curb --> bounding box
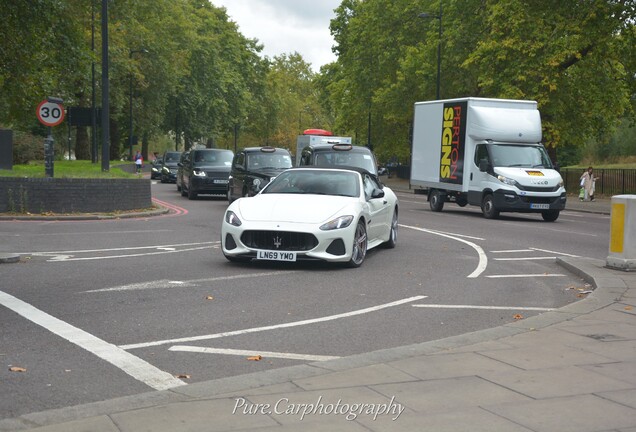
[0,204,170,221]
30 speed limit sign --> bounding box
[36,100,65,127]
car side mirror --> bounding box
[371,188,385,199]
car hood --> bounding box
[236,194,354,223]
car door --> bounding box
[182,152,192,192]
[231,152,246,197]
[362,173,390,241]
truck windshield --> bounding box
[489,144,553,169]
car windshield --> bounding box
[314,150,377,174]
[164,153,180,162]
[193,150,233,167]
[247,153,293,170]
[262,170,360,197]
[489,144,553,169]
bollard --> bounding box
[606,195,636,271]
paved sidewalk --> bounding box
[1,257,634,432]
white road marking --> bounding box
[84,271,298,293]
[0,290,185,390]
[490,249,533,253]
[24,241,219,255]
[494,257,556,261]
[399,224,487,278]
[169,346,340,361]
[412,304,555,311]
[486,274,566,278]
[529,247,580,258]
[120,296,428,350]
[35,245,214,262]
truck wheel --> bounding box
[481,194,499,219]
[542,210,560,222]
[429,190,445,212]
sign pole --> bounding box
[36,97,65,178]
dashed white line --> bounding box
[169,346,340,361]
[0,290,185,391]
[85,271,298,293]
[485,274,566,278]
[528,247,580,258]
[412,304,555,311]
[120,296,428,350]
[494,257,556,261]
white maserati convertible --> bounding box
[221,167,398,267]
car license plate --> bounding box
[530,203,550,209]
[256,250,297,262]
[214,179,229,184]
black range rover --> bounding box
[227,146,293,203]
[179,148,234,199]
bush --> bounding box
[13,131,44,164]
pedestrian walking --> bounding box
[579,166,596,201]
[134,151,143,174]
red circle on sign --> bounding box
[36,100,65,127]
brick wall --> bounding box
[0,178,152,213]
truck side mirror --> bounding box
[479,159,490,172]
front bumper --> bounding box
[221,220,355,263]
[492,189,566,212]
[191,176,229,194]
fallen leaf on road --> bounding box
[9,366,27,372]
[175,374,191,379]
[205,295,214,300]
[625,306,633,311]
[247,355,262,361]
[513,314,523,320]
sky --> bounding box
[211,0,342,72]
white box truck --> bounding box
[410,97,566,221]
[295,129,352,166]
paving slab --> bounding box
[483,394,636,432]
[292,363,416,391]
[356,407,535,432]
[480,365,632,399]
[479,341,616,369]
[371,376,531,414]
[110,399,278,432]
[25,416,120,432]
[388,351,521,380]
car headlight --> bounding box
[193,169,206,177]
[225,210,242,226]
[162,167,169,174]
[497,175,519,187]
[320,215,354,231]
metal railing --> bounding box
[561,168,636,196]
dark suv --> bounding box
[179,148,234,199]
[298,143,379,176]
[227,146,293,203]
[160,151,182,183]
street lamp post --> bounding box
[418,2,443,100]
[128,48,148,161]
